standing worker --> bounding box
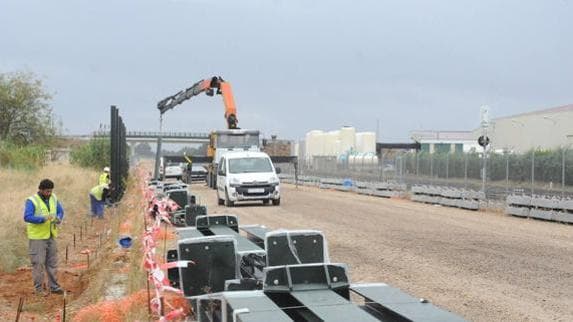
[23,179,65,295]
[89,183,109,219]
[99,166,111,185]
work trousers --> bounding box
[90,194,105,218]
[29,238,60,291]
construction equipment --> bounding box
[157,77,297,191]
[157,76,239,129]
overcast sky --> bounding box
[1,0,572,141]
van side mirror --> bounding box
[275,167,281,174]
[218,169,225,176]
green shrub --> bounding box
[0,141,46,169]
[69,138,110,170]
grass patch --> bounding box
[0,142,46,170]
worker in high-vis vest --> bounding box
[23,179,65,295]
[89,183,109,219]
[99,166,111,185]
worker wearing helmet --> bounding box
[99,167,111,185]
[89,183,109,219]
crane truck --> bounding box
[157,76,261,188]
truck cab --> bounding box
[216,151,281,206]
[207,129,261,189]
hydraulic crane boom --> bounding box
[157,76,239,129]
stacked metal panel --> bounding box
[162,205,465,321]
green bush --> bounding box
[0,141,46,169]
[69,138,110,170]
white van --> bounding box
[216,151,281,206]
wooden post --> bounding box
[146,272,152,317]
[15,297,24,322]
[62,295,67,322]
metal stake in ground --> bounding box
[62,294,67,322]
[162,221,168,258]
[15,297,24,322]
[146,272,152,317]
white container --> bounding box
[324,131,339,156]
[305,130,324,157]
[340,126,356,154]
[358,132,376,154]
[356,133,365,154]
[315,131,326,156]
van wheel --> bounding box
[262,199,270,205]
[225,190,234,207]
[272,198,281,206]
[217,197,224,205]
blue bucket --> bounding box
[118,236,133,249]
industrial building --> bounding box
[478,103,573,153]
[409,130,480,153]
[411,103,573,154]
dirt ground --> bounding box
[0,218,114,321]
[193,183,573,322]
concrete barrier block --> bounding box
[554,212,573,223]
[530,209,554,220]
[506,206,530,217]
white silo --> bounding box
[359,132,377,154]
[305,130,324,157]
[355,133,364,153]
[340,126,356,154]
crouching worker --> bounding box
[24,179,65,295]
[89,183,109,219]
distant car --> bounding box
[164,162,184,180]
[187,164,208,182]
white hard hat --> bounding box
[104,167,110,172]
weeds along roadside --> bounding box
[68,165,151,321]
[0,164,98,272]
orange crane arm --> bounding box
[157,76,239,129]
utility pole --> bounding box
[479,105,490,193]
[153,114,164,180]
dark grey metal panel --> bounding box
[196,214,239,232]
[209,225,262,252]
[185,205,207,227]
[351,284,466,322]
[225,291,293,322]
[176,227,205,240]
[263,264,349,293]
[266,232,325,266]
[166,249,179,288]
[178,237,237,297]
[167,189,188,208]
[240,225,271,248]
[291,289,379,322]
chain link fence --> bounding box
[281,149,573,207]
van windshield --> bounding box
[229,157,273,174]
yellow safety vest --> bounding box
[27,194,59,240]
[99,172,110,185]
[90,184,107,201]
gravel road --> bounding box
[193,184,573,321]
